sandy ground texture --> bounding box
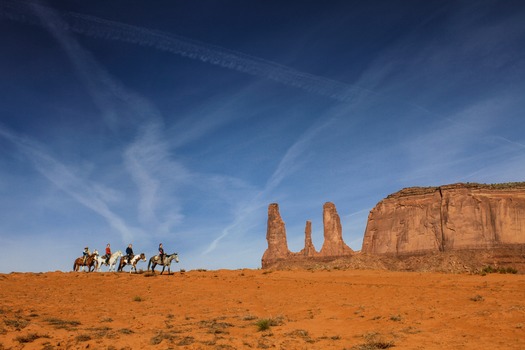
[1,269,525,350]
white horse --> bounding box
[118,253,146,274]
[94,250,123,272]
[147,253,180,275]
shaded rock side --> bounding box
[262,203,291,267]
[362,183,525,255]
[320,202,353,256]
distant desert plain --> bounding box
[1,268,525,349]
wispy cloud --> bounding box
[202,115,337,254]
[0,124,137,242]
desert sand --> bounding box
[1,268,524,349]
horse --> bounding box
[147,253,179,275]
[117,253,146,274]
[73,251,99,272]
[94,250,123,272]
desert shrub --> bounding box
[119,328,134,335]
[150,331,175,345]
[44,317,81,329]
[389,314,402,322]
[15,333,49,343]
[177,336,195,346]
[351,340,395,349]
[133,296,143,302]
[4,317,29,330]
[256,319,272,331]
[350,332,395,350]
[480,265,518,275]
[243,314,258,321]
[470,294,484,302]
[255,317,283,332]
[75,334,91,342]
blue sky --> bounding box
[1,0,524,273]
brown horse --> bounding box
[73,252,98,272]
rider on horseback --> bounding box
[158,243,165,263]
[82,247,90,264]
[105,243,111,264]
[125,243,134,263]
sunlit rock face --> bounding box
[261,203,291,267]
[362,183,525,255]
[320,202,354,256]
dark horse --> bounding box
[73,252,98,272]
[147,253,179,274]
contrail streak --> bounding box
[0,0,369,102]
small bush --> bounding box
[133,296,143,302]
[480,265,518,275]
[389,314,402,322]
[119,328,134,335]
[15,333,49,343]
[256,319,272,331]
[4,318,29,330]
[351,332,395,350]
[470,294,484,302]
[150,331,175,345]
[44,317,80,330]
[255,317,283,331]
[75,334,91,342]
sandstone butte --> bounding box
[262,182,525,273]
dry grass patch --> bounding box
[44,317,81,330]
[350,332,395,350]
[15,333,50,343]
[150,330,176,345]
[4,317,29,331]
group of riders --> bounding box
[82,242,166,265]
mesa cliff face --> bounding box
[362,183,525,255]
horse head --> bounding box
[171,253,179,263]
[139,253,146,261]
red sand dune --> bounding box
[1,269,524,349]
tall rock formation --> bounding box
[262,203,291,266]
[299,220,317,257]
[262,202,353,268]
[362,183,525,255]
[320,202,353,256]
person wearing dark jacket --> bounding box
[125,244,134,262]
[158,243,165,263]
